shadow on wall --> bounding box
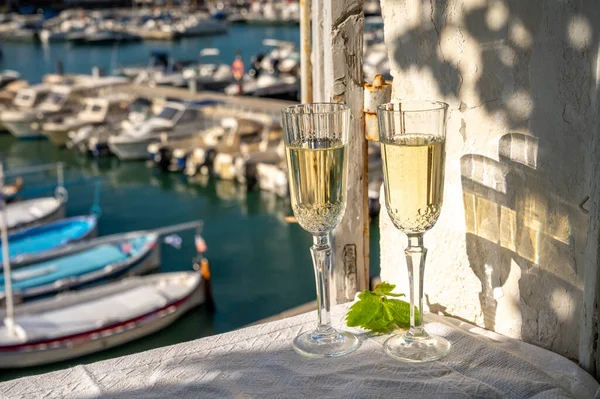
[461,133,585,355]
[385,0,597,358]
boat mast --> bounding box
[0,163,16,335]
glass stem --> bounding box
[311,233,336,337]
[405,234,427,338]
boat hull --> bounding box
[0,275,204,368]
[109,140,159,161]
[43,129,71,147]
[3,121,43,139]
[7,199,66,235]
[11,234,161,301]
[7,215,99,267]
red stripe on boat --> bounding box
[0,293,193,352]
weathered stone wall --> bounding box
[378,0,599,360]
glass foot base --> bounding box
[384,332,450,362]
[293,329,360,358]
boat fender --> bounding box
[194,257,215,313]
[54,186,68,203]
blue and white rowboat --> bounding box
[0,231,159,302]
[0,215,98,266]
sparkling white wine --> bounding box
[286,139,347,234]
[381,134,445,234]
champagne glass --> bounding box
[281,103,359,358]
[377,100,451,362]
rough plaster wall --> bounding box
[378,0,599,359]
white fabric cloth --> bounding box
[0,304,598,399]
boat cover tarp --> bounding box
[1,197,62,230]
[0,273,198,345]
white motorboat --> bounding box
[244,2,299,25]
[0,84,53,138]
[42,93,132,147]
[2,22,38,42]
[114,51,171,80]
[134,49,233,90]
[71,28,141,45]
[147,125,225,172]
[256,161,289,197]
[0,271,205,368]
[259,39,300,75]
[234,130,284,187]
[225,73,299,101]
[184,48,234,92]
[39,20,86,43]
[175,15,228,37]
[67,97,153,156]
[213,115,280,181]
[2,76,128,140]
[108,100,220,161]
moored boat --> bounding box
[0,231,160,302]
[0,84,53,139]
[225,73,299,101]
[108,100,221,161]
[2,196,66,233]
[42,93,133,147]
[147,125,226,172]
[0,271,205,368]
[1,215,98,266]
[2,76,128,140]
[66,97,153,155]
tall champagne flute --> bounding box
[281,103,359,358]
[377,100,451,362]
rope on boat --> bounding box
[90,180,102,217]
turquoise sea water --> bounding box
[0,25,381,380]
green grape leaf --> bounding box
[345,290,380,327]
[372,282,405,297]
[345,281,417,334]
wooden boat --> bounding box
[0,271,205,368]
[3,196,66,233]
[0,215,98,266]
[0,231,160,302]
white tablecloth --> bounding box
[1,304,598,399]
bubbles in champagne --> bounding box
[381,134,445,234]
[286,139,347,235]
[292,202,346,234]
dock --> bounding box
[113,84,297,114]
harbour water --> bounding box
[0,24,380,380]
[1,25,301,83]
